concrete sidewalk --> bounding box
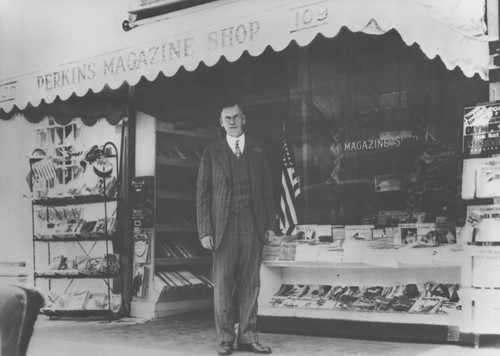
[27,309,500,356]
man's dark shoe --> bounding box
[218,341,234,355]
[237,342,272,354]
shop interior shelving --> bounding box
[131,112,217,318]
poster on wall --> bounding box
[463,103,500,158]
[134,228,151,264]
[131,176,155,228]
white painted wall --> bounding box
[0,116,38,277]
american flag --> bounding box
[278,140,301,235]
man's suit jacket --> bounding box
[197,136,275,250]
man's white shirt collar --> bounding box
[226,133,245,155]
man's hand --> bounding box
[264,230,275,244]
[201,235,214,250]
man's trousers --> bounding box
[213,206,262,344]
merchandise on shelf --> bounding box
[30,140,122,318]
[263,222,461,267]
[266,282,461,314]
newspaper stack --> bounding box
[262,240,281,261]
[263,234,303,261]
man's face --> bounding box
[220,105,246,138]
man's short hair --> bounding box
[220,103,245,117]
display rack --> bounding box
[131,112,216,318]
[258,258,464,342]
[458,102,500,347]
[29,142,122,319]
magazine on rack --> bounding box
[462,157,500,199]
[351,296,379,311]
[422,282,459,302]
[408,282,460,313]
[350,286,393,311]
[317,286,348,308]
[477,158,500,198]
[290,285,333,308]
[386,283,424,312]
[398,223,436,245]
[268,284,306,307]
[408,296,443,313]
[464,204,500,242]
[279,285,312,308]
[436,300,462,315]
[435,217,457,244]
[301,285,332,300]
[335,286,363,310]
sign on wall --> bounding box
[463,103,500,158]
[131,176,155,228]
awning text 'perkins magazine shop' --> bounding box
[0,0,489,115]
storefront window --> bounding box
[290,30,488,227]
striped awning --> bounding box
[0,0,489,116]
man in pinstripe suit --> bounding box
[197,104,275,355]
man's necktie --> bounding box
[235,140,241,159]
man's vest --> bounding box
[228,145,252,213]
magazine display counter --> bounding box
[131,112,216,318]
[258,241,465,342]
